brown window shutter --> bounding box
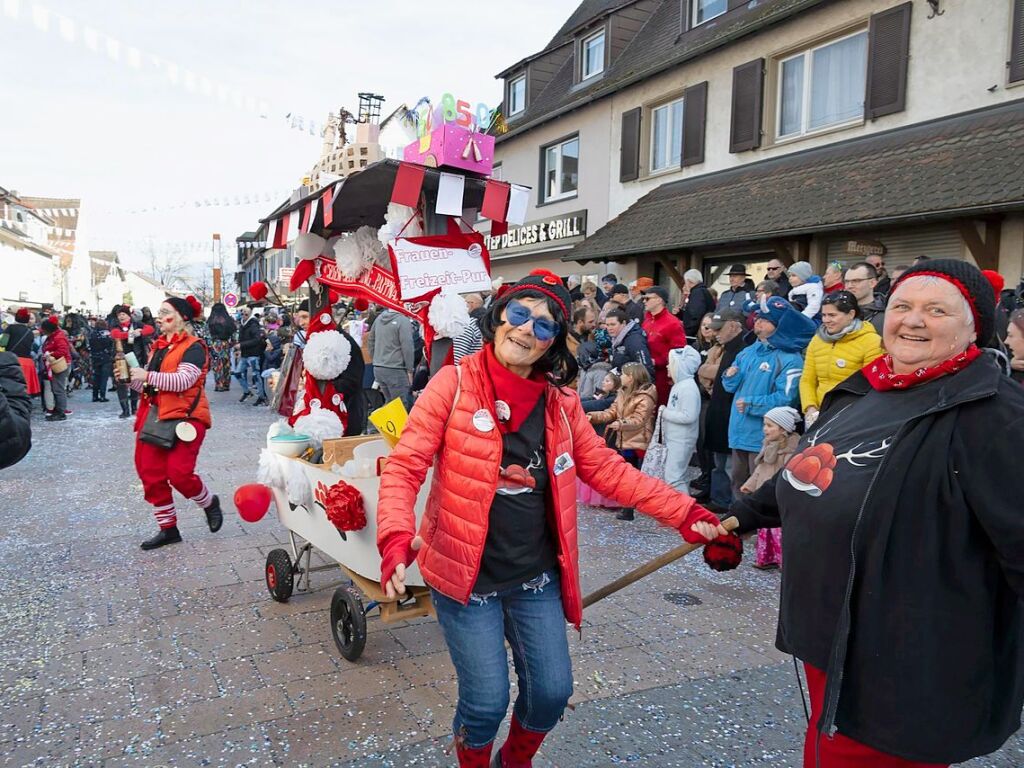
[681,80,708,167]
[865,2,912,119]
[729,58,764,153]
[1011,0,1024,84]
[620,107,642,182]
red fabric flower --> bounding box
[324,480,366,532]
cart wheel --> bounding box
[330,587,367,661]
[265,549,294,602]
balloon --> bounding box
[249,281,268,301]
[234,483,271,523]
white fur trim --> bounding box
[293,406,344,449]
[284,458,313,507]
[295,232,326,261]
[355,225,388,268]
[257,448,288,489]
[302,329,352,380]
[428,288,471,339]
[267,419,293,440]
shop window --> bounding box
[581,29,605,81]
[650,97,685,171]
[692,0,726,27]
[541,135,579,202]
[777,30,868,140]
[508,75,526,116]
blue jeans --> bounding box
[431,570,573,749]
[239,356,265,398]
[711,451,733,508]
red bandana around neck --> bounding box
[152,331,188,351]
[863,345,982,391]
[482,343,547,433]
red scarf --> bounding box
[152,331,188,351]
[482,343,547,433]
[863,345,982,391]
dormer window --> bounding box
[692,0,727,27]
[508,74,527,116]
[581,29,605,80]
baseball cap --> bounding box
[709,308,743,329]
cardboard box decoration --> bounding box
[403,124,494,176]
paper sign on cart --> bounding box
[389,232,492,301]
[369,398,409,448]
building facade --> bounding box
[491,0,1024,297]
[0,187,63,310]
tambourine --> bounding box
[175,422,198,442]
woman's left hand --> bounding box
[689,520,729,542]
[129,367,148,384]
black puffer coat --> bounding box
[703,332,752,453]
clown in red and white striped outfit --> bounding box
[129,296,222,550]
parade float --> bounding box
[234,97,522,661]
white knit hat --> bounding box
[764,406,800,433]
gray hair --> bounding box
[889,275,975,328]
[683,269,703,284]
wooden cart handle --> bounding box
[582,516,739,609]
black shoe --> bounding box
[204,495,223,533]
[615,508,635,521]
[252,398,267,406]
[92,396,100,402]
[99,397,110,402]
[239,392,251,403]
[45,411,67,422]
[119,406,131,419]
[141,527,182,550]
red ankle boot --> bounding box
[494,716,548,767]
[456,740,493,767]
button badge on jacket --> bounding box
[472,409,495,432]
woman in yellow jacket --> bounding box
[800,290,883,426]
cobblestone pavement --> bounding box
[1,385,1022,767]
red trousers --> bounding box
[803,664,947,768]
[134,419,210,529]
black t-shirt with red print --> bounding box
[474,395,557,594]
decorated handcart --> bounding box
[235,101,519,661]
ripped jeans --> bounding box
[430,570,573,749]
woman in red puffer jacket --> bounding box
[377,271,726,768]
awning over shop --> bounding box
[566,100,1024,266]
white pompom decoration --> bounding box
[333,234,364,279]
[294,232,326,261]
[323,235,341,258]
[267,419,293,440]
[284,458,313,507]
[429,288,471,339]
[355,225,388,267]
[257,448,288,489]
[377,203,422,248]
[293,405,345,449]
[302,329,352,380]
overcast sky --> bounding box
[1,0,576,273]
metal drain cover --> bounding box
[663,592,702,607]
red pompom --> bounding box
[328,288,340,304]
[48,315,60,325]
[353,298,369,312]
[186,295,203,316]
[234,483,272,523]
[529,268,563,286]
[14,308,30,323]
[249,281,268,301]
[982,269,1005,301]
[703,533,743,572]
[324,480,367,532]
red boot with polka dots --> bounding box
[492,716,548,767]
[456,740,494,768]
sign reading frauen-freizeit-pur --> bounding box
[485,210,587,256]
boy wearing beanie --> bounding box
[787,261,824,321]
[739,405,801,568]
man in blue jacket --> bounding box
[721,296,814,497]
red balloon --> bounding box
[249,281,268,301]
[353,298,369,312]
[328,289,340,304]
[234,483,272,523]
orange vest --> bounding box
[153,335,211,428]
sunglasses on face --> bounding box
[505,300,560,341]
[766,266,782,271]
